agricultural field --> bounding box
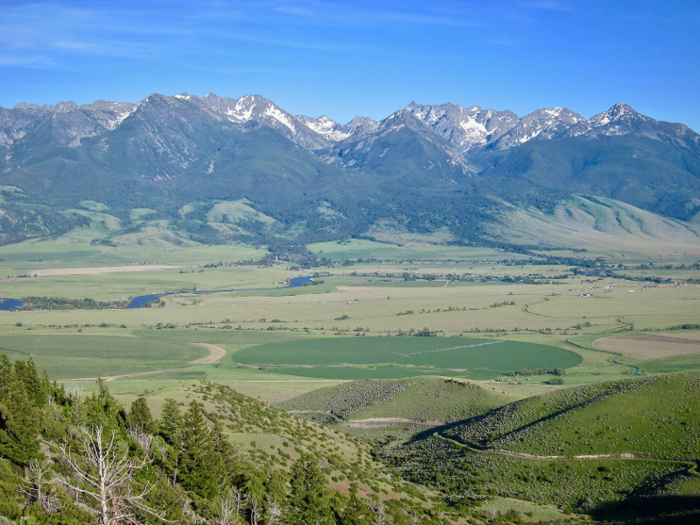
[234,336,582,380]
[593,332,700,375]
[1,235,700,394]
[0,333,206,380]
[2,235,700,522]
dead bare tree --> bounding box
[265,497,282,525]
[371,502,388,525]
[230,486,243,516]
[56,425,170,525]
[27,459,59,515]
[249,496,262,525]
[213,495,248,525]
[209,485,246,524]
[212,498,236,525]
[128,427,154,458]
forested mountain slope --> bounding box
[1,94,698,250]
[0,354,458,524]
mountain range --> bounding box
[1,93,699,252]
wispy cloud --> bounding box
[0,53,57,68]
[267,0,486,28]
[0,0,563,71]
[217,66,329,76]
[0,3,173,68]
[515,0,576,11]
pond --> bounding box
[0,298,23,311]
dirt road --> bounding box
[189,343,227,364]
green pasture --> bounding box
[78,201,110,212]
[634,353,700,375]
[0,265,301,300]
[129,208,158,220]
[0,235,264,274]
[277,375,515,423]
[0,333,206,379]
[62,209,122,231]
[233,336,582,380]
[0,328,582,387]
[268,367,442,380]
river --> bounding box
[0,276,314,311]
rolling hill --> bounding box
[374,372,700,522]
[276,376,513,426]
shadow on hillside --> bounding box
[409,419,471,443]
[407,378,655,446]
[590,495,700,523]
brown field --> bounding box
[593,332,700,360]
[30,265,180,277]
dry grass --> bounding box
[593,332,700,360]
[31,265,180,277]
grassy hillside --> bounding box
[375,372,700,521]
[180,381,434,505]
[489,195,700,252]
[277,376,512,424]
[443,372,700,461]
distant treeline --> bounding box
[505,368,565,377]
[19,296,130,310]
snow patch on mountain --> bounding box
[405,102,519,152]
[265,106,297,133]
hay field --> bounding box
[593,332,700,360]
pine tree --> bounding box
[286,453,334,525]
[0,379,42,466]
[158,398,182,445]
[14,358,48,407]
[338,490,374,525]
[0,354,15,401]
[129,397,155,433]
[179,400,218,498]
[0,458,23,520]
[265,471,288,512]
[211,420,240,485]
[244,471,267,525]
[81,379,127,434]
[157,398,183,486]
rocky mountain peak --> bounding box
[489,106,586,150]
[406,101,519,152]
[590,103,642,127]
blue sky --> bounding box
[1,0,698,130]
